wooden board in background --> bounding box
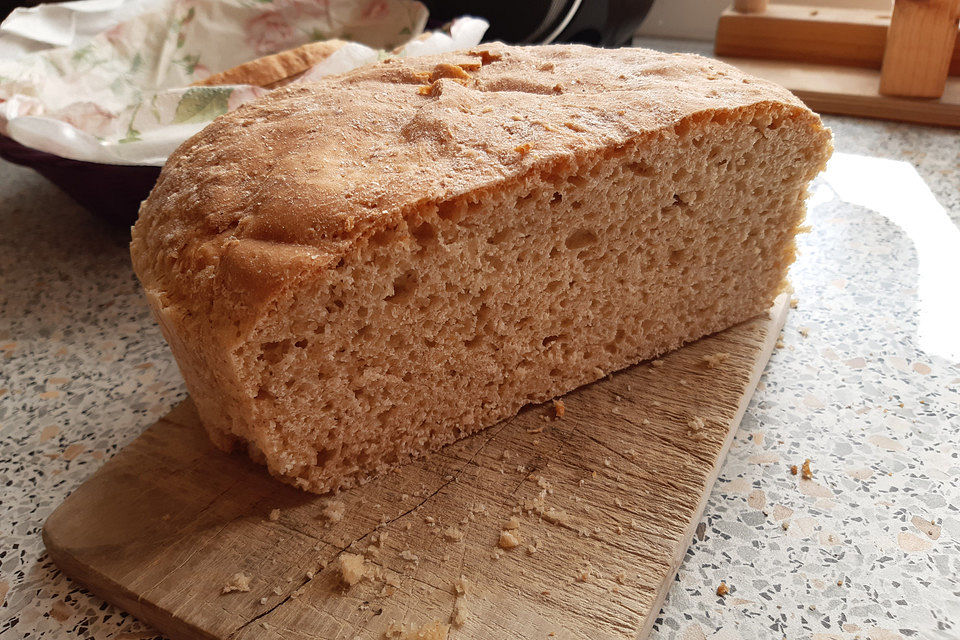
[43,297,788,640]
[715,4,960,75]
[718,56,960,128]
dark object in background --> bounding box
[424,0,654,47]
[0,135,160,226]
[1,0,43,21]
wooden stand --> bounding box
[716,0,960,127]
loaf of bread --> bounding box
[132,44,831,493]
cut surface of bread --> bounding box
[132,43,832,493]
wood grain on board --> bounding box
[44,296,789,640]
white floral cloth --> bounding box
[0,0,487,165]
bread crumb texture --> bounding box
[498,530,520,550]
[221,572,251,594]
[442,527,463,542]
[552,398,565,419]
[338,552,366,587]
[702,352,730,368]
[386,620,450,640]
[131,43,832,493]
[450,576,470,628]
[321,500,345,523]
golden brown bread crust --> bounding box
[133,43,814,329]
[194,40,347,88]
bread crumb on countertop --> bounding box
[221,572,251,594]
[716,581,729,597]
[801,458,813,480]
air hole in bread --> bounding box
[565,229,597,251]
[385,271,417,303]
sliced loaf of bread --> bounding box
[131,44,832,493]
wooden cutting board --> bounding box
[44,296,788,640]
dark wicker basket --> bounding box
[0,135,161,227]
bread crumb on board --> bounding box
[321,499,345,524]
[687,416,707,439]
[450,576,471,628]
[268,508,281,522]
[503,516,521,530]
[221,572,251,594]
[498,531,521,550]
[443,527,464,542]
[552,398,565,419]
[650,359,665,368]
[339,553,366,587]
[385,620,450,640]
[702,352,730,369]
[716,581,730,597]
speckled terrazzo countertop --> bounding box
[2,44,960,640]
